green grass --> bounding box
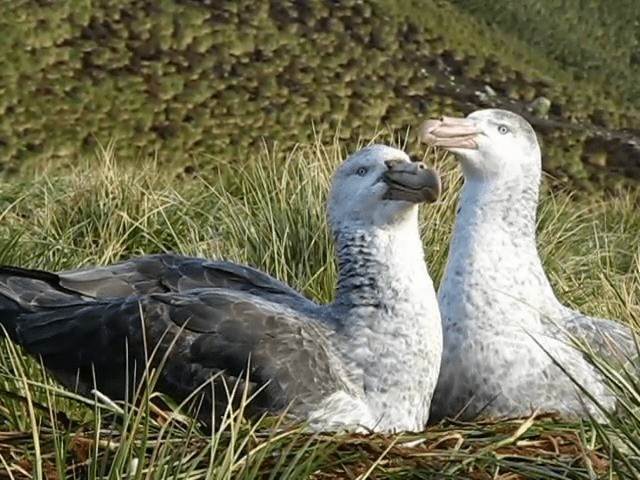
[448,0,640,108]
[0,134,639,478]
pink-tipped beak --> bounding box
[420,116,483,150]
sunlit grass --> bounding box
[0,134,639,478]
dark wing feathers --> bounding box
[0,264,351,421]
[15,301,141,359]
[153,290,353,411]
[57,253,309,307]
[185,298,354,412]
[0,266,92,307]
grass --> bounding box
[448,0,640,108]
[0,133,639,478]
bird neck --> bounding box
[459,176,540,238]
[329,217,442,431]
[440,175,561,325]
[332,218,430,311]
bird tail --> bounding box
[0,265,86,339]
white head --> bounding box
[327,144,441,233]
[421,109,542,183]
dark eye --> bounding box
[497,125,509,135]
[356,167,368,176]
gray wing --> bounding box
[56,253,310,309]
[561,309,638,364]
[0,266,354,422]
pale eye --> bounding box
[497,125,509,135]
[356,167,368,176]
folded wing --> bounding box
[0,265,354,422]
[54,253,309,306]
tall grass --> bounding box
[0,135,639,478]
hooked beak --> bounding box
[382,159,441,203]
[420,116,483,150]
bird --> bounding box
[0,144,443,433]
[420,109,636,422]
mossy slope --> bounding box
[1,0,639,190]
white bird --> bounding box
[421,109,636,422]
[0,145,443,432]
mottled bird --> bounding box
[0,145,443,432]
[421,109,635,422]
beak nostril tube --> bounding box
[384,158,406,169]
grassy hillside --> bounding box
[0,137,639,478]
[1,0,639,190]
[1,1,640,477]
[450,0,640,106]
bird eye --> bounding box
[355,167,368,176]
[497,125,509,135]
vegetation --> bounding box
[0,135,638,478]
[449,0,640,106]
[1,1,639,190]
[1,0,639,476]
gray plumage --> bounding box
[0,145,443,432]
[421,109,636,422]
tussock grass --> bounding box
[448,0,640,108]
[0,136,639,478]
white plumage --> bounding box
[422,109,635,422]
